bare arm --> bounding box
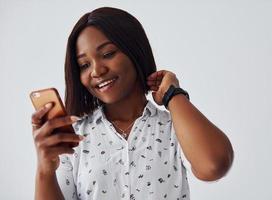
[168,94,234,181]
[35,170,64,200]
[31,103,83,199]
[147,70,234,181]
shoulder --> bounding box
[148,101,172,125]
[157,108,171,121]
[72,107,101,134]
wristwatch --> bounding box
[162,84,190,108]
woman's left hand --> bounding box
[147,70,180,106]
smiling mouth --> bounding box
[96,77,118,92]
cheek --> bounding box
[80,71,89,86]
[80,72,97,96]
[79,74,86,86]
[120,58,137,80]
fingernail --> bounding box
[45,102,53,108]
[79,135,85,140]
[70,116,81,122]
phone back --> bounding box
[30,88,66,120]
[30,88,74,133]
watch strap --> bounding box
[162,85,190,108]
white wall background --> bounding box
[1,0,271,199]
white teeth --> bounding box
[98,78,116,88]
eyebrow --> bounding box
[76,41,113,59]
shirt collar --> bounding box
[143,100,157,117]
[93,100,158,124]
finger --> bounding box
[31,103,53,130]
[147,78,163,85]
[156,70,167,77]
[40,115,80,137]
[42,134,84,147]
[31,103,53,123]
[45,146,75,159]
[147,70,167,80]
[149,86,159,91]
[147,81,161,89]
[147,71,159,80]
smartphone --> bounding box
[29,87,75,133]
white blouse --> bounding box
[56,100,190,200]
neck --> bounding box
[103,85,148,123]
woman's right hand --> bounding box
[31,103,84,175]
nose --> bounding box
[90,60,108,78]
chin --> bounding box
[97,96,121,105]
[98,93,129,105]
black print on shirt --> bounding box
[118,159,124,165]
[156,138,162,143]
[130,161,136,167]
[83,150,89,154]
[158,178,165,183]
[61,102,189,200]
[130,194,135,200]
[138,174,144,178]
[113,178,117,186]
[102,169,108,175]
[142,137,146,142]
[146,145,152,150]
[129,146,136,151]
[87,189,92,195]
[158,151,162,157]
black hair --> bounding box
[65,7,157,116]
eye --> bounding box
[79,63,90,70]
[103,51,116,59]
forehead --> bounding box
[76,26,110,52]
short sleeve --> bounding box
[170,122,192,173]
[56,155,78,200]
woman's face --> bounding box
[76,26,139,104]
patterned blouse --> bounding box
[56,100,190,200]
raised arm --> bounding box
[147,70,234,181]
[31,103,83,199]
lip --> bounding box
[95,77,115,87]
[95,77,118,93]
